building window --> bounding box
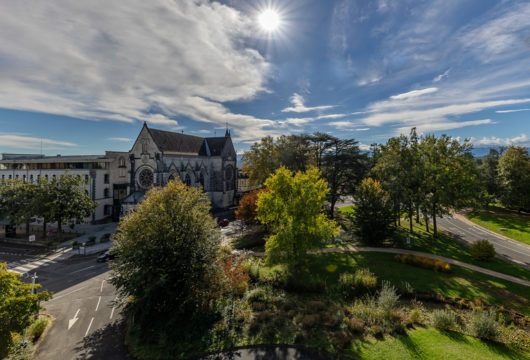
[45,175,48,180]
[104,188,110,198]
[8,175,12,180]
[85,175,89,183]
[199,173,205,189]
[119,157,125,167]
[119,168,126,177]
[104,205,111,216]
[104,174,110,184]
[185,174,191,186]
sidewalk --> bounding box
[246,246,530,288]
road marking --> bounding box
[110,296,118,319]
[53,285,89,301]
[100,280,105,292]
[85,317,94,337]
[69,265,95,274]
[68,309,80,330]
[95,296,101,312]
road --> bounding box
[18,253,131,360]
[437,215,530,270]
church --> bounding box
[0,123,237,222]
[121,123,237,214]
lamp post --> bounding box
[22,272,38,347]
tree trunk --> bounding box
[432,204,437,238]
[424,215,429,232]
[330,197,336,219]
[58,219,62,234]
[416,206,420,223]
[409,202,413,233]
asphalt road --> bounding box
[28,255,130,360]
[437,215,530,269]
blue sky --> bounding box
[1,0,530,155]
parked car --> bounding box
[217,218,230,227]
[97,249,116,262]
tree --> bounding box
[320,137,368,218]
[256,167,339,268]
[276,134,314,172]
[420,135,481,237]
[0,263,51,357]
[498,145,530,212]
[110,180,222,346]
[241,136,280,186]
[47,174,96,233]
[353,178,395,245]
[479,148,502,197]
[235,188,268,225]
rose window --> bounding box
[138,168,154,189]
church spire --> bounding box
[225,121,230,137]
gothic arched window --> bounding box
[199,173,205,189]
[185,174,191,186]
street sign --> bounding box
[29,234,36,242]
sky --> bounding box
[1,0,530,156]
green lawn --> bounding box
[395,220,530,282]
[352,327,530,360]
[273,252,530,315]
[467,205,530,246]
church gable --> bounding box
[130,123,160,156]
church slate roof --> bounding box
[146,125,230,157]
[148,127,206,155]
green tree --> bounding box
[498,145,530,212]
[320,137,368,218]
[420,135,481,237]
[257,167,339,268]
[241,136,280,186]
[353,178,395,245]
[276,134,314,172]
[47,174,96,233]
[110,180,222,347]
[0,263,51,357]
[479,148,502,197]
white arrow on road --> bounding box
[68,309,80,330]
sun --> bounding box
[258,9,280,32]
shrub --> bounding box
[284,273,327,293]
[468,311,499,340]
[338,268,377,298]
[71,240,79,249]
[431,309,458,330]
[377,281,400,314]
[409,308,424,324]
[348,318,364,333]
[28,317,50,341]
[86,236,96,245]
[395,254,451,272]
[300,314,320,328]
[470,240,496,261]
[306,300,326,313]
[247,287,267,304]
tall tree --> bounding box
[110,180,222,346]
[241,136,280,186]
[257,167,339,269]
[480,148,502,197]
[276,134,314,172]
[498,145,530,212]
[47,174,96,233]
[353,178,395,245]
[321,137,368,218]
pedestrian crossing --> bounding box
[6,257,59,274]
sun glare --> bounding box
[258,9,280,32]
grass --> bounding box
[259,252,530,315]
[467,204,530,246]
[352,327,530,360]
[395,219,530,282]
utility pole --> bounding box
[22,272,38,347]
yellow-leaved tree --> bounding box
[257,167,339,269]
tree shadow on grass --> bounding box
[396,333,423,359]
[482,339,529,360]
[74,320,132,360]
[438,329,469,343]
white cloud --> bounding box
[107,137,131,142]
[471,134,529,147]
[495,108,530,113]
[281,93,334,113]
[0,134,76,150]
[397,119,493,136]
[390,87,438,100]
[433,69,451,82]
[0,1,273,138]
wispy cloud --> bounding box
[433,69,451,82]
[0,134,76,150]
[0,1,272,139]
[397,119,493,136]
[281,93,334,113]
[107,137,131,142]
[471,134,529,147]
[390,87,438,100]
[495,108,530,113]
